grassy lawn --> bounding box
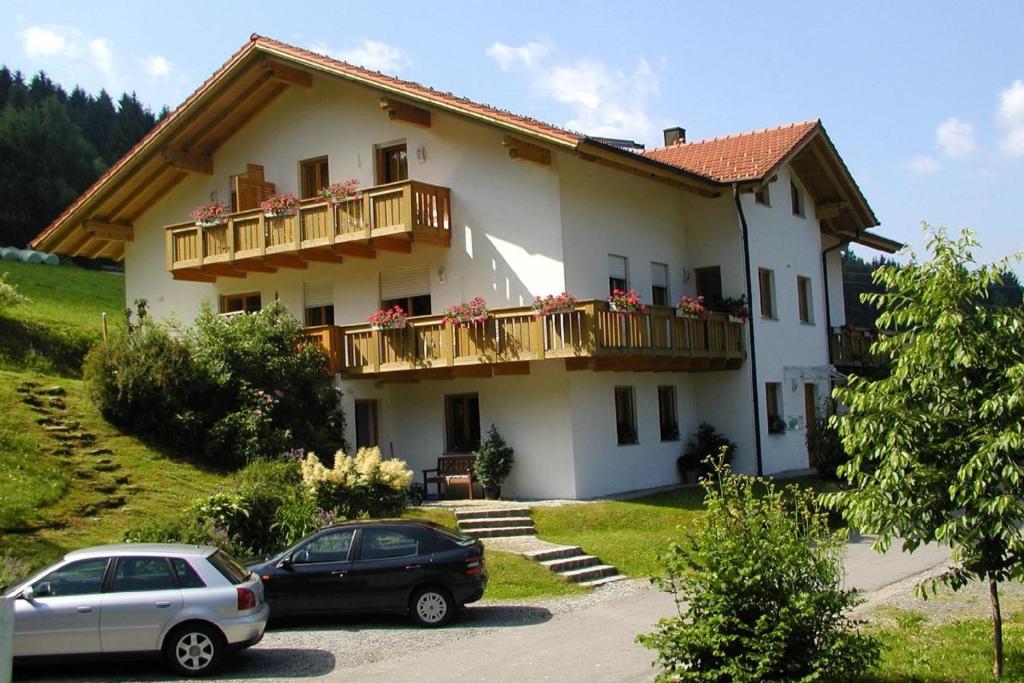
[0,261,123,376]
[858,610,1024,682]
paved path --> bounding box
[16,538,950,683]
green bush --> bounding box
[0,273,29,314]
[474,424,514,491]
[677,422,734,481]
[637,456,880,682]
[85,301,346,466]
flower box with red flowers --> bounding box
[368,306,408,331]
[442,297,488,328]
[531,292,577,317]
[676,295,709,320]
[319,179,361,205]
[608,288,644,314]
[191,201,229,227]
[260,193,300,218]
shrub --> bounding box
[0,549,31,591]
[300,447,413,519]
[807,400,848,480]
[0,273,29,314]
[474,424,514,491]
[677,422,734,481]
[637,456,880,682]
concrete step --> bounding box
[461,525,536,539]
[559,564,619,583]
[455,507,532,521]
[541,555,601,573]
[458,516,534,530]
[524,546,583,562]
[578,574,628,588]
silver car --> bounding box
[5,543,269,677]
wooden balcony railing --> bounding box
[303,301,745,379]
[830,327,883,368]
[165,180,451,277]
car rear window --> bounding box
[171,558,207,588]
[423,523,478,548]
[207,550,251,585]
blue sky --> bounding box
[3,1,1023,265]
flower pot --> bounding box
[196,219,226,228]
[676,310,699,319]
[728,315,746,324]
[483,486,501,500]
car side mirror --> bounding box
[277,555,293,570]
[20,586,35,601]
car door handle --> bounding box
[76,606,92,613]
[404,564,424,571]
[330,570,347,578]
[154,601,171,608]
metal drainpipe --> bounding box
[732,184,763,477]
[821,238,851,366]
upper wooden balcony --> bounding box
[304,301,746,379]
[830,326,883,368]
[165,180,451,281]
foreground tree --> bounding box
[827,227,1024,677]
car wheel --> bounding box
[164,622,225,677]
[410,586,453,627]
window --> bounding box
[380,265,431,316]
[32,558,109,597]
[355,400,379,449]
[376,143,408,184]
[694,266,723,305]
[658,386,679,441]
[791,180,804,217]
[111,557,176,593]
[304,281,334,326]
[651,262,669,306]
[208,550,250,585]
[294,529,356,564]
[614,386,638,445]
[300,156,330,199]
[766,382,784,434]
[758,269,776,319]
[797,276,813,323]
[755,185,770,206]
[445,394,481,453]
[360,528,421,561]
[220,292,262,314]
[170,558,206,589]
[608,254,629,294]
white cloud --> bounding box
[997,79,1024,156]
[935,117,977,158]
[89,38,114,77]
[486,41,661,144]
[906,155,940,175]
[140,55,173,78]
[20,25,70,57]
[486,41,551,71]
[313,39,409,73]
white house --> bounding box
[32,35,899,500]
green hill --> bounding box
[0,261,230,579]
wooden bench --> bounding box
[423,455,477,500]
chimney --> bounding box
[663,127,686,146]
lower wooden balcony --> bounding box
[165,180,451,281]
[304,301,745,380]
[830,327,883,368]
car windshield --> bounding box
[208,550,251,585]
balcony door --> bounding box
[375,143,408,185]
[445,394,480,453]
[694,266,723,305]
[355,400,379,449]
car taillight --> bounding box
[236,587,257,611]
[465,554,482,576]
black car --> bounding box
[249,520,486,626]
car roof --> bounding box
[64,544,217,559]
[322,519,450,531]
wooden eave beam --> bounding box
[503,135,551,166]
[333,243,376,259]
[162,148,213,175]
[302,248,344,264]
[815,200,850,220]
[202,264,247,278]
[372,236,412,254]
[265,254,308,269]
[232,259,277,273]
[380,97,431,128]
[260,58,312,88]
[84,220,134,242]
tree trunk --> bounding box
[990,575,1003,678]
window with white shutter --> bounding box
[303,281,334,326]
[608,254,628,294]
[651,262,669,306]
[380,265,432,316]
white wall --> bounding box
[824,239,846,327]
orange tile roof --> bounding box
[642,120,820,183]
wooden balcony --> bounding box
[830,327,883,368]
[304,301,745,380]
[165,180,451,281]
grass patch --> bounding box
[0,261,123,376]
[858,609,1024,682]
[483,550,586,601]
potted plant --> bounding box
[260,193,300,218]
[319,179,361,205]
[368,305,408,330]
[677,422,735,484]
[718,295,749,323]
[676,295,709,320]
[442,297,488,328]
[474,424,514,499]
[608,288,644,313]
[191,201,229,228]
[531,292,577,316]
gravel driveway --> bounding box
[15,580,655,683]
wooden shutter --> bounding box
[233,164,276,211]
[380,265,431,301]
